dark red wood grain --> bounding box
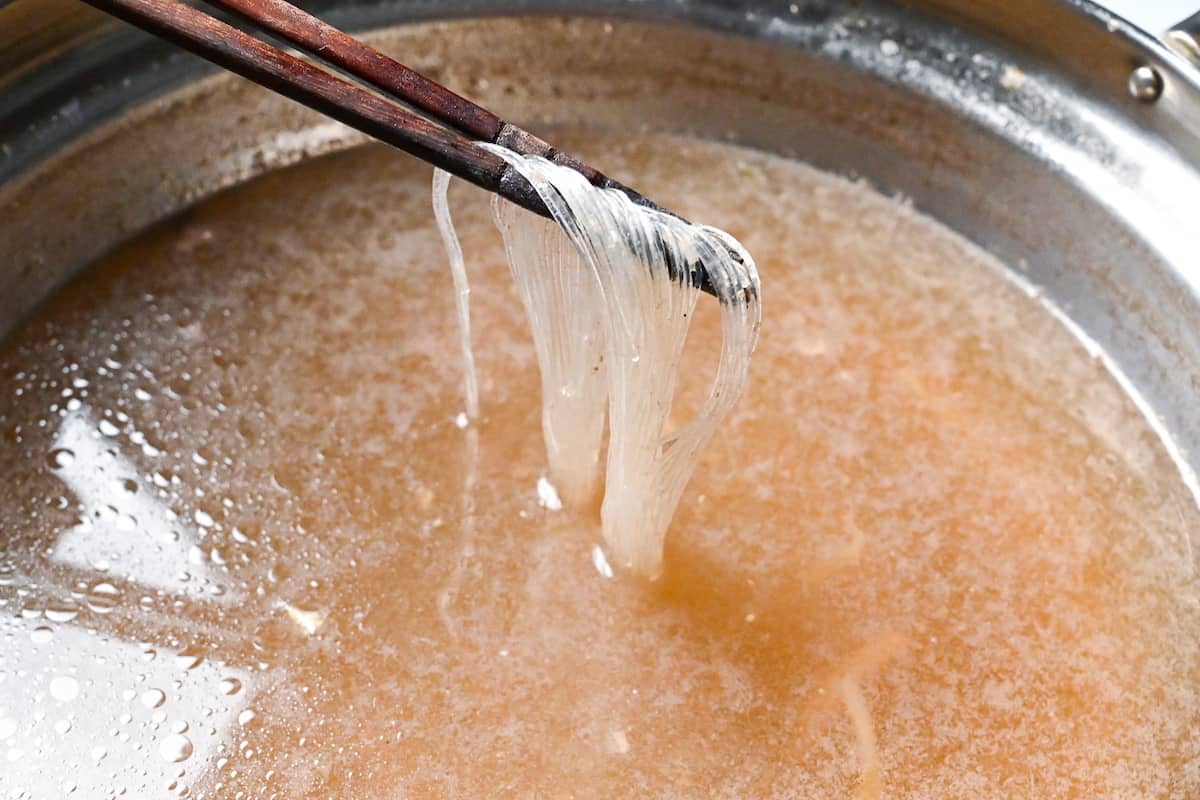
[208,0,506,142]
[78,0,718,296]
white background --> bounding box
[1101,0,1195,33]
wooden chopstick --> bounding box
[80,0,549,212]
[207,0,506,142]
[205,0,636,202]
[80,0,719,295]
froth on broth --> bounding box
[0,133,1197,799]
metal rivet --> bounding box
[1128,65,1163,102]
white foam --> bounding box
[536,477,564,511]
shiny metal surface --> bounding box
[1166,10,1200,64]
[1129,64,1165,101]
[1,0,1200,494]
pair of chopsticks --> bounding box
[81,0,719,296]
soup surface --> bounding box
[1,134,1198,799]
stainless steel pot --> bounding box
[1,0,1199,794]
[3,0,1200,492]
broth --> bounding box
[1,133,1197,799]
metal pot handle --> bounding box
[1166,11,1200,64]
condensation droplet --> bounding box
[158,733,193,763]
[47,448,75,469]
[49,675,80,702]
[86,581,122,614]
[237,709,256,726]
[218,677,242,696]
[45,603,79,623]
[174,649,204,670]
[30,626,54,644]
[141,688,167,709]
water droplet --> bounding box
[98,419,119,437]
[237,709,256,726]
[90,745,108,762]
[174,649,204,670]
[86,582,122,614]
[217,677,242,696]
[44,603,79,623]
[141,688,167,709]
[47,448,75,469]
[170,720,189,734]
[49,675,80,702]
[194,509,214,528]
[158,733,193,762]
[30,626,53,644]
[54,719,71,735]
